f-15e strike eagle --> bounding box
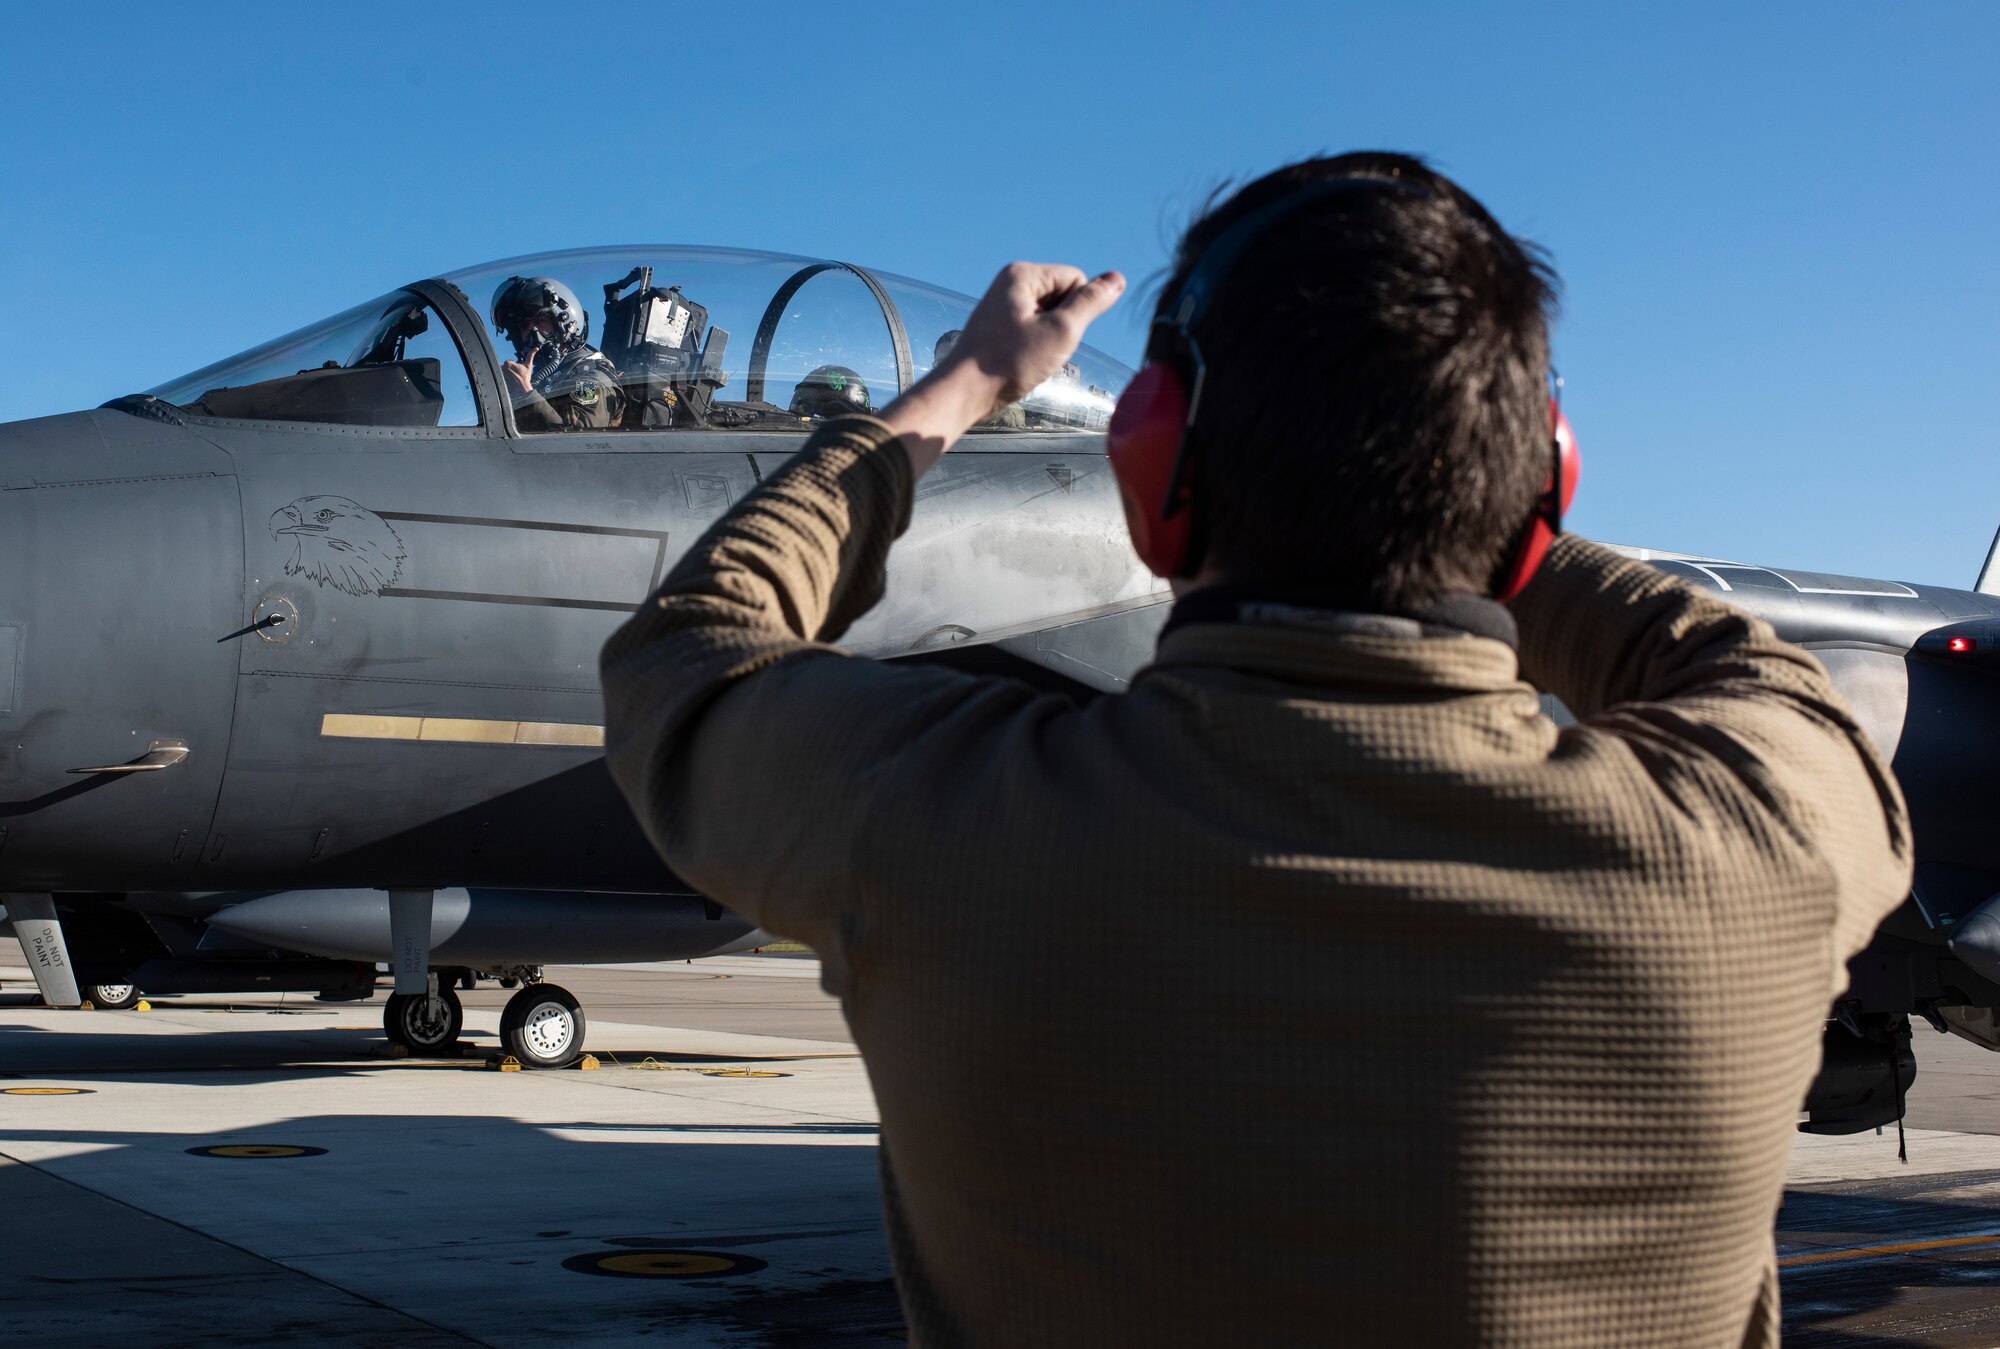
[2,245,1996,1124]
[0,246,1159,1066]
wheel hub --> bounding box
[405,996,451,1043]
[521,1002,574,1057]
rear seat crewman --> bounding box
[602,153,1912,1347]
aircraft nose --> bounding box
[0,408,244,888]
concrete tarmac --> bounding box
[1780,1028,2000,1349]
[7,948,2000,1346]
[0,953,895,1348]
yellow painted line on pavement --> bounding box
[1780,1231,2000,1267]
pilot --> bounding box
[788,365,872,420]
[490,276,626,432]
[935,329,1027,428]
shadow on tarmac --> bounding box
[1781,1177,2000,1348]
[35,994,2000,1344]
[0,1111,901,1348]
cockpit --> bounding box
[145,247,1132,435]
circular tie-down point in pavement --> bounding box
[187,1144,328,1159]
[563,1249,768,1279]
[1,1087,94,1096]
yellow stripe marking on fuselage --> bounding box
[320,713,604,747]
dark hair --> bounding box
[1158,151,1558,606]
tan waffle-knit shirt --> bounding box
[602,417,1912,1348]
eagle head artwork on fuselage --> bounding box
[269,495,407,597]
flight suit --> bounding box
[512,345,626,432]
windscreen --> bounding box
[149,291,479,428]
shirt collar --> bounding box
[1160,584,1518,650]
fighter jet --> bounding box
[5,245,1991,1120]
[0,246,1167,1066]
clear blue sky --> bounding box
[3,2,1994,587]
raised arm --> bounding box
[1513,535,1913,958]
[599,264,1123,955]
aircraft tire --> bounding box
[384,987,464,1053]
[499,984,586,1069]
[90,982,141,1010]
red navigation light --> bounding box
[1947,636,1977,653]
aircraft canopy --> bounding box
[147,246,1132,435]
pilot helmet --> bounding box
[491,275,589,362]
[789,365,872,419]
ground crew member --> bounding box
[489,274,624,431]
[601,152,1913,1347]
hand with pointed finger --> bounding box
[947,263,1127,406]
[881,263,1125,476]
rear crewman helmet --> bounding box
[789,365,872,419]
[491,276,589,362]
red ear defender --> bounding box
[1493,401,1581,600]
[1107,363,1198,578]
[1109,177,1445,583]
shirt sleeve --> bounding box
[1511,535,1914,963]
[512,389,560,432]
[599,416,1054,962]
